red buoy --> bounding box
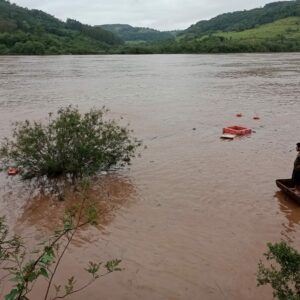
[7,167,18,176]
[236,113,243,117]
[253,116,260,120]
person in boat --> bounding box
[292,143,300,187]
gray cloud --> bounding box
[12,0,281,30]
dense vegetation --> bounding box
[0,106,141,195]
[0,0,123,54]
[0,0,299,54]
[257,241,300,300]
[113,16,300,54]
[181,0,300,37]
[99,24,177,42]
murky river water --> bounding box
[0,54,300,299]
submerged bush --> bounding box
[0,106,141,183]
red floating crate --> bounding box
[7,167,18,176]
[223,125,252,136]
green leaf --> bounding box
[40,253,54,264]
[5,288,19,300]
[40,267,49,278]
[26,271,38,282]
[54,284,61,293]
[105,259,122,272]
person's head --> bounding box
[297,143,300,151]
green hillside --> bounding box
[216,16,300,41]
[0,0,123,54]
[181,0,300,37]
[117,16,300,53]
[194,16,300,52]
[0,0,299,54]
[98,24,176,42]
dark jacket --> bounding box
[292,152,300,185]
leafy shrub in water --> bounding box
[257,241,300,300]
[0,106,141,182]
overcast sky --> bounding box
[12,0,280,30]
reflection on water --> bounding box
[15,175,137,233]
[0,174,137,248]
[275,191,300,238]
[0,174,137,298]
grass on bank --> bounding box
[215,17,300,42]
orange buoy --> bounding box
[7,167,18,176]
[236,113,243,117]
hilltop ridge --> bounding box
[0,0,122,54]
[98,24,177,42]
[181,0,300,37]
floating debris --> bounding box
[7,167,18,176]
[220,134,236,140]
[223,125,252,136]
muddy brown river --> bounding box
[0,54,300,299]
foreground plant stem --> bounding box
[43,194,87,300]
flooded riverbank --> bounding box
[0,53,300,299]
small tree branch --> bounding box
[43,193,87,300]
[51,272,111,300]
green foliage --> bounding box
[181,0,300,37]
[105,259,123,272]
[216,17,300,46]
[99,24,176,42]
[66,19,122,45]
[0,106,141,184]
[0,0,299,54]
[257,241,300,300]
[0,217,22,263]
[114,16,300,54]
[0,0,122,54]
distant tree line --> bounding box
[0,0,123,55]
[99,24,175,42]
[113,34,300,54]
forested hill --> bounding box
[0,0,300,54]
[98,24,177,42]
[0,0,123,54]
[181,0,300,37]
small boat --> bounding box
[276,179,300,204]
